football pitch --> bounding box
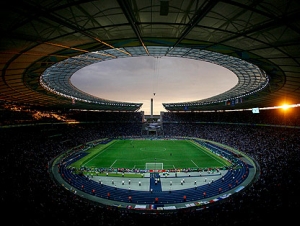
[71,139,231,170]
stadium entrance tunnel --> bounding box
[50,137,259,212]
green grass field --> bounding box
[70,139,231,171]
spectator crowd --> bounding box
[0,109,299,225]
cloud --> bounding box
[71,56,237,115]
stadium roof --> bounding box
[1,0,300,112]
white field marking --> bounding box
[83,142,117,167]
[190,140,225,165]
[110,159,117,168]
[191,159,199,168]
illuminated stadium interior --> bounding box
[1,1,300,225]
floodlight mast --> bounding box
[151,98,153,118]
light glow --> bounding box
[281,104,290,110]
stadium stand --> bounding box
[1,109,299,225]
[1,1,300,225]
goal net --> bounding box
[145,162,163,170]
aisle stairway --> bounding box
[149,173,162,192]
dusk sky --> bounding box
[71,56,238,115]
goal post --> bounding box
[145,162,163,170]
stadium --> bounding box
[1,1,300,225]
